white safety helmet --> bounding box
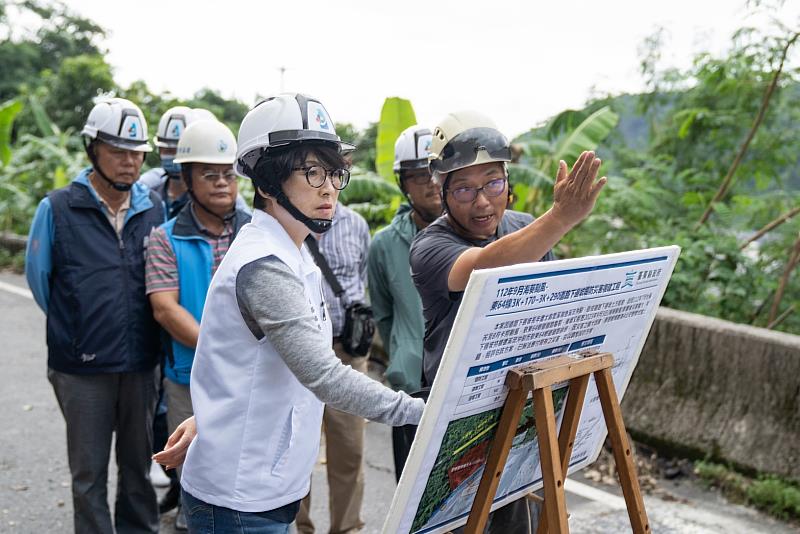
[235,93,354,179]
[153,106,193,148]
[174,120,237,165]
[153,107,219,148]
[235,93,354,233]
[428,110,510,176]
[394,125,433,173]
[191,108,217,123]
[81,97,152,152]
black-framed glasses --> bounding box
[200,170,238,183]
[448,177,507,203]
[293,165,350,190]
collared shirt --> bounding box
[145,204,233,294]
[96,191,131,237]
[315,204,371,337]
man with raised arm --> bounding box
[409,110,606,532]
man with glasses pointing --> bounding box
[409,110,606,532]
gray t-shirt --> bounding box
[409,211,555,386]
[235,255,424,426]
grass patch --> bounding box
[747,477,800,520]
[0,248,24,272]
[695,460,800,521]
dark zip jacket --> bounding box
[40,171,165,374]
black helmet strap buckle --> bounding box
[261,181,333,234]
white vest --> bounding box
[181,210,330,512]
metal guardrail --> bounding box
[0,232,27,253]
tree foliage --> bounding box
[1,0,799,338]
[549,20,800,333]
[0,0,106,101]
[42,54,115,132]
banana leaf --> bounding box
[0,99,24,166]
[549,106,619,172]
[375,97,417,182]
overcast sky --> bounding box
[61,0,799,138]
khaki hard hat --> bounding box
[428,110,511,175]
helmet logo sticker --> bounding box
[315,109,329,130]
[419,136,433,158]
[121,114,143,140]
[307,101,333,133]
[218,140,228,153]
[171,123,181,138]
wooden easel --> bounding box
[463,353,651,534]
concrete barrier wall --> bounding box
[621,307,800,481]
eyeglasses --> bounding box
[293,165,350,190]
[200,170,238,183]
[448,177,507,203]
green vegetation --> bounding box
[1,1,799,340]
[506,13,800,334]
[375,97,417,181]
[0,0,253,234]
[0,247,24,271]
[695,460,800,521]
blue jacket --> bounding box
[160,203,250,385]
[25,168,165,374]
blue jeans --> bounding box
[181,489,292,534]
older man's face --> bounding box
[94,142,145,186]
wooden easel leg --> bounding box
[536,375,590,534]
[464,386,528,534]
[594,368,651,534]
[534,386,569,534]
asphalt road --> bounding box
[0,272,795,534]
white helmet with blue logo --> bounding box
[153,106,194,148]
[81,98,152,152]
[235,93,354,179]
[174,119,237,165]
[394,124,433,172]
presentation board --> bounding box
[382,246,681,534]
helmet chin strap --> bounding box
[183,165,235,225]
[83,139,133,192]
[402,190,439,224]
[262,183,333,234]
[397,174,439,224]
[188,191,236,224]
